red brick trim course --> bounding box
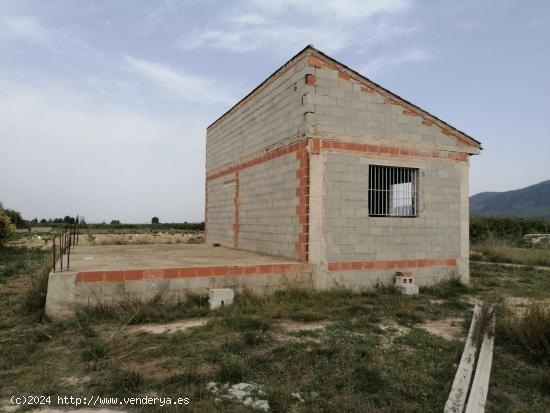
[328,258,457,272]
[206,138,467,183]
[313,138,468,162]
[207,140,307,182]
[76,263,312,284]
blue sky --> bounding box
[0,0,549,223]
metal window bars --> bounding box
[368,165,419,217]
[51,215,80,272]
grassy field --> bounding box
[0,246,48,282]
[0,248,548,412]
[10,230,205,248]
[472,240,550,267]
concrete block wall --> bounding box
[302,50,479,288]
[324,152,462,262]
[305,54,480,156]
[238,151,301,259]
[205,141,307,261]
[206,56,312,175]
[206,178,236,247]
[205,52,316,258]
[315,150,465,288]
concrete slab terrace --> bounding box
[63,244,300,272]
[45,244,313,318]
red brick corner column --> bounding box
[295,141,310,262]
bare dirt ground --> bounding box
[419,317,464,341]
[127,318,211,334]
[272,320,331,342]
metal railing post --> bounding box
[60,232,64,271]
[52,236,56,272]
[67,235,71,270]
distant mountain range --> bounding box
[470,180,550,219]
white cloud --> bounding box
[125,56,235,105]
[181,0,413,53]
[250,0,410,19]
[0,15,57,49]
[0,78,207,223]
[0,80,172,145]
[183,23,349,54]
[0,13,110,66]
[361,47,432,75]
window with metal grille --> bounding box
[368,165,419,217]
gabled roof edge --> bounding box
[308,47,482,149]
[207,45,482,150]
[207,45,313,131]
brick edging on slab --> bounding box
[76,263,313,284]
[327,258,457,272]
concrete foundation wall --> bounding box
[46,264,313,318]
[321,266,456,291]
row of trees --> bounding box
[470,216,550,243]
[0,204,204,244]
[3,213,161,227]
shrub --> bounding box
[353,363,385,393]
[500,302,550,363]
[242,330,265,346]
[86,231,96,245]
[81,338,107,361]
[21,256,52,320]
[0,203,16,246]
[216,356,248,383]
[470,216,550,243]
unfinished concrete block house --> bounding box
[44,46,482,317]
[206,45,481,290]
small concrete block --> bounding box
[395,272,418,295]
[209,288,234,310]
[396,283,419,296]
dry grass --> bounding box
[20,254,52,321]
[472,240,550,267]
[2,246,550,412]
[499,302,550,363]
[83,232,205,246]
